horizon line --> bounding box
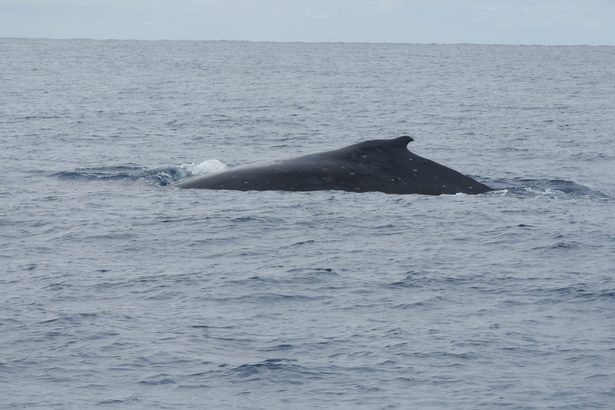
[2,36,613,48]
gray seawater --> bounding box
[1,39,615,409]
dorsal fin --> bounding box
[359,136,414,150]
[386,135,414,149]
[390,136,414,147]
[324,136,415,159]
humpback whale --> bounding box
[176,136,492,195]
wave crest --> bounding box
[52,159,227,186]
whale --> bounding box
[176,136,492,195]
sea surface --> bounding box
[1,39,615,409]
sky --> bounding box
[1,0,614,45]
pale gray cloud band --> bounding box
[1,0,614,45]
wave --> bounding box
[52,159,227,186]
[484,177,611,199]
[229,358,324,382]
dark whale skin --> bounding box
[176,136,492,195]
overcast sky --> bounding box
[2,0,614,45]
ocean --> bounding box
[1,38,614,409]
